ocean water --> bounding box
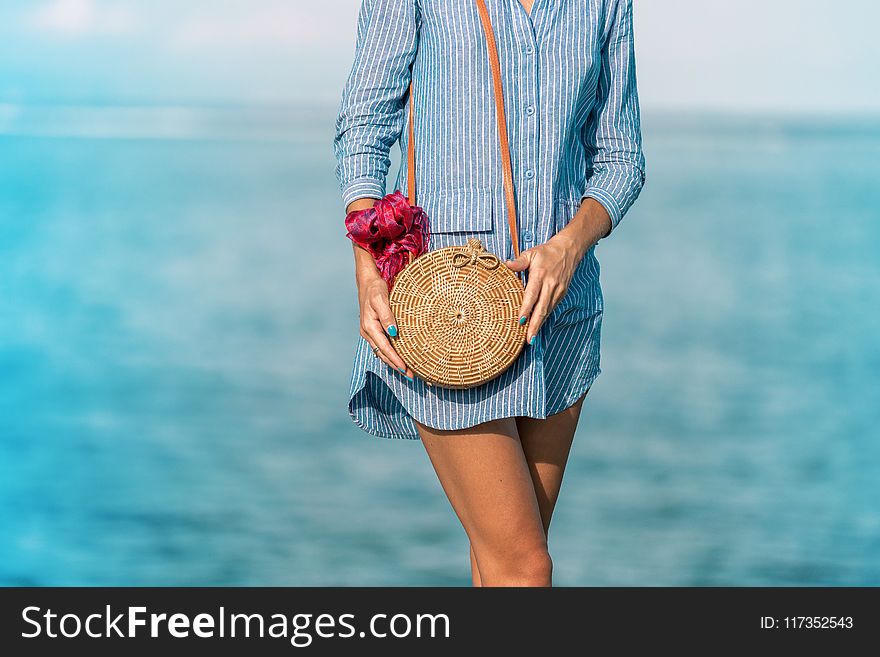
[0,107,878,585]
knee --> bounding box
[519,548,553,586]
[483,544,553,587]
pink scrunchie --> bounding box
[345,190,431,291]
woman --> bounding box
[334,0,645,586]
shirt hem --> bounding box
[348,365,601,441]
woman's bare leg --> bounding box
[416,390,588,585]
[414,416,552,587]
[516,389,589,535]
[467,389,589,585]
[469,544,481,587]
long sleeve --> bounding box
[333,0,419,209]
[581,0,646,234]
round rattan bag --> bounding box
[389,237,527,389]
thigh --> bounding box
[413,416,547,558]
[516,389,589,534]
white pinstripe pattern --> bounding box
[334,0,645,439]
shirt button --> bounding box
[524,169,534,179]
[525,105,535,116]
[525,45,534,55]
[523,230,533,242]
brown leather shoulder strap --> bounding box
[407,0,520,259]
[407,80,416,206]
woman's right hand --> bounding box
[356,268,415,381]
[347,197,415,382]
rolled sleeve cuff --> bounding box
[341,177,387,209]
[582,186,623,233]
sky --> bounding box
[0,0,878,113]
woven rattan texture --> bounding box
[390,238,527,389]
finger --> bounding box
[373,337,416,382]
[504,249,532,273]
[371,340,408,378]
[527,283,555,345]
[373,343,398,372]
[367,301,415,380]
[548,284,568,315]
[372,293,399,337]
[365,320,405,371]
[517,270,542,325]
[364,319,412,378]
[361,330,397,371]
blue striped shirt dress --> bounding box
[333,0,646,439]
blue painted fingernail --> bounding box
[387,324,398,337]
[398,366,406,374]
[529,335,536,345]
[518,315,527,325]
[405,375,415,382]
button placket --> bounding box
[523,54,539,247]
[510,0,540,250]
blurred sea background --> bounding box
[1,1,879,585]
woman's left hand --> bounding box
[505,232,586,344]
